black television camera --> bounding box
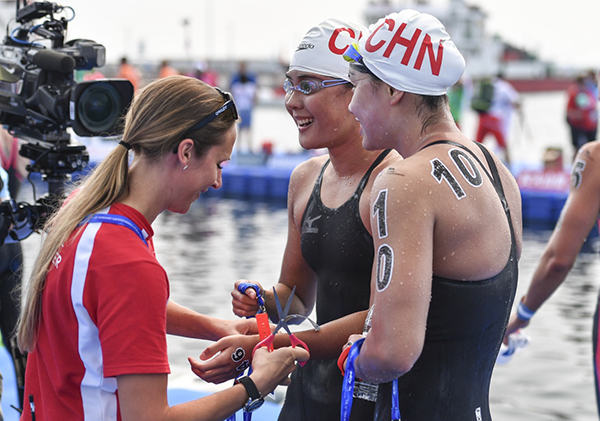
[0,1,134,245]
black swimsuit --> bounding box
[278,150,391,421]
[374,141,518,421]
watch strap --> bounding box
[235,376,262,401]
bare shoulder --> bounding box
[289,155,328,187]
[375,150,435,183]
[571,140,600,189]
[371,155,435,205]
[364,150,404,191]
[287,155,329,214]
[575,140,600,165]
[373,149,403,175]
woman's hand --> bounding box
[189,334,260,384]
[231,279,265,318]
[338,334,366,375]
[503,314,529,344]
[222,317,259,336]
[249,346,310,395]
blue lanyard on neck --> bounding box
[82,214,148,246]
[341,338,401,421]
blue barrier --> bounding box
[521,190,567,229]
[19,164,576,228]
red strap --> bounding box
[337,345,352,376]
[256,313,272,351]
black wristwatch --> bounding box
[235,376,264,413]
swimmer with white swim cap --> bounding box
[197,18,401,421]
[339,9,523,421]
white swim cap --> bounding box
[351,10,465,95]
[289,18,366,82]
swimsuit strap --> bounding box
[355,149,393,195]
[81,213,149,246]
[421,140,516,244]
[316,149,393,196]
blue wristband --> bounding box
[517,300,535,321]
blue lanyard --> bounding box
[341,338,401,421]
[341,338,365,421]
[82,214,148,246]
[392,378,400,420]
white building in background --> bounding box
[363,0,552,79]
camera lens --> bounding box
[77,82,121,134]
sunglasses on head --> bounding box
[173,88,238,153]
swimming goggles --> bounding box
[283,78,349,95]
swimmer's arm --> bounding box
[355,173,432,383]
[521,142,600,313]
[271,310,369,359]
[195,310,369,382]
[166,301,258,341]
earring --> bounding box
[183,165,188,171]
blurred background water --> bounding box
[14,90,600,420]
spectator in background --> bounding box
[566,74,598,153]
[474,72,520,166]
[116,57,142,92]
[447,76,470,128]
[0,129,27,198]
[158,60,180,79]
[192,61,219,87]
[82,68,106,81]
[230,62,258,153]
[585,69,599,99]
[0,128,28,410]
